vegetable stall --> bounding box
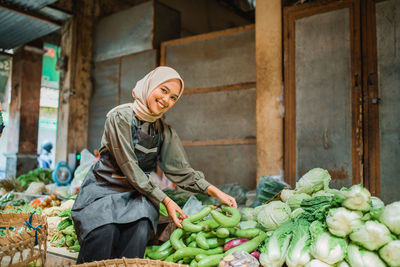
[1,167,400,266]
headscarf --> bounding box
[106,66,184,122]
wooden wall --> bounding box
[161,25,257,189]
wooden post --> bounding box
[56,1,95,162]
[6,45,43,177]
[256,0,284,180]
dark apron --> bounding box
[71,119,162,243]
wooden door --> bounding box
[284,0,362,188]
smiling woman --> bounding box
[71,66,237,264]
[147,79,181,114]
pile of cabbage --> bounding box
[241,168,400,267]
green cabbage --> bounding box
[256,201,291,231]
[295,168,331,195]
[379,240,400,267]
[259,221,293,267]
[326,207,363,237]
[341,185,371,211]
[349,220,393,251]
[346,243,386,267]
[379,201,400,235]
[309,221,347,265]
[287,193,312,210]
[285,218,311,267]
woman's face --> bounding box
[147,79,181,115]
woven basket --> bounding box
[0,212,48,267]
[72,257,188,267]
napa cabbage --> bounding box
[256,201,291,231]
[379,240,400,267]
[341,185,371,211]
[287,193,312,210]
[281,189,294,202]
[295,168,331,195]
[285,218,311,267]
[325,207,363,237]
[240,207,255,221]
[291,208,305,219]
[369,196,384,220]
[259,221,293,267]
[379,201,400,235]
[346,243,386,267]
[349,220,393,251]
[309,221,347,265]
[305,259,332,267]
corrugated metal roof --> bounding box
[0,0,57,11]
[0,0,68,49]
[0,9,60,49]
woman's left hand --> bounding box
[207,185,238,208]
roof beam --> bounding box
[0,3,61,27]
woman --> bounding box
[71,66,237,263]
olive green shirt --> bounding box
[98,106,211,206]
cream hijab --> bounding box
[106,66,184,122]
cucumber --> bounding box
[210,205,241,228]
[233,228,261,238]
[216,227,230,238]
[224,231,267,256]
[170,228,186,250]
[197,254,224,267]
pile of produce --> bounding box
[149,168,400,267]
[17,168,53,189]
[28,194,61,209]
[48,202,80,252]
[0,192,26,210]
[146,205,266,267]
[44,199,79,252]
[0,169,53,193]
[252,168,400,267]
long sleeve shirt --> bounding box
[98,106,211,206]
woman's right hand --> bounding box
[163,197,187,228]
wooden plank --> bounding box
[349,0,364,187]
[160,24,254,67]
[284,6,296,188]
[182,138,256,147]
[183,82,255,95]
[361,0,380,196]
[162,24,254,47]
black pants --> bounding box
[76,218,152,264]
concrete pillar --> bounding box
[5,45,42,177]
[256,0,284,179]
